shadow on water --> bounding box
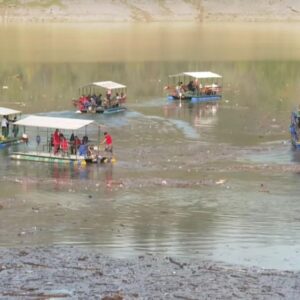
[291,147,300,164]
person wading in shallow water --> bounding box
[100,132,113,158]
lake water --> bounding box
[1,22,300,270]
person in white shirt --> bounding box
[1,117,8,137]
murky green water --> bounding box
[1,22,300,270]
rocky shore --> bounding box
[1,0,300,23]
[0,246,299,299]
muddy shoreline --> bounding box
[0,246,299,299]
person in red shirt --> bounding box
[74,136,81,153]
[100,132,113,155]
[53,129,60,154]
[60,136,69,155]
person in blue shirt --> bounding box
[78,143,88,156]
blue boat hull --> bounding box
[78,106,127,114]
[78,107,104,114]
[103,107,127,115]
[168,95,222,103]
[191,95,222,103]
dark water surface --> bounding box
[1,23,300,270]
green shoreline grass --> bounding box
[0,0,63,9]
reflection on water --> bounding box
[1,23,300,270]
[162,102,219,140]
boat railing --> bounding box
[166,84,222,98]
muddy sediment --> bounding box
[1,140,296,192]
[0,246,299,299]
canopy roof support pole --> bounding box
[47,128,49,153]
[97,125,100,162]
[75,130,77,160]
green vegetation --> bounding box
[0,0,20,7]
[26,0,63,9]
[0,0,63,8]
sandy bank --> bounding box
[1,0,300,23]
[0,246,299,299]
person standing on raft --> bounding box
[100,132,113,156]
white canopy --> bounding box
[81,81,126,90]
[0,107,21,116]
[15,116,94,130]
[169,72,222,79]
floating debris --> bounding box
[215,179,226,185]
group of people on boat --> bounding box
[51,129,93,156]
[74,91,126,112]
[1,116,19,139]
[166,80,221,99]
[50,129,113,160]
[51,129,74,155]
[104,89,126,108]
[74,94,102,111]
